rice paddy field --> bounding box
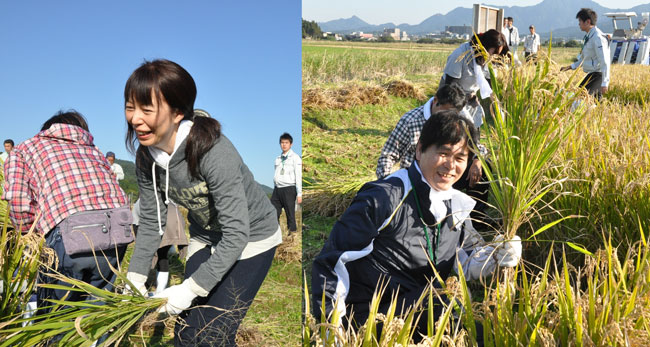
[302,40,650,346]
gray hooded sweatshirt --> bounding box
[129,134,278,293]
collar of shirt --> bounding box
[423,96,436,121]
[584,27,597,44]
[39,123,94,146]
[278,149,295,160]
[412,161,475,226]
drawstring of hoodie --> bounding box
[164,163,170,205]
[151,163,165,236]
[148,119,193,237]
[151,162,172,236]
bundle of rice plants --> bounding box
[0,215,42,328]
[302,175,373,217]
[481,40,586,244]
[302,83,388,111]
[383,79,427,101]
[0,270,166,347]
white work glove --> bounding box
[493,235,522,267]
[153,280,200,315]
[125,272,148,296]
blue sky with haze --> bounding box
[303,0,650,25]
[0,1,301,188]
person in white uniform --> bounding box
[439,29,509,129]
[523,25,541,61]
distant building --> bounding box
[400,31,410,41]
[323,32,343,41]
[350,31,375,40]
[445,25,473,36]
[383,28,401,40]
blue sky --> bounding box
[0,0,301,188]
[303,0,649,25]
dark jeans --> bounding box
[524,52,536,62]
[579,72,603,99]
[174,246,276,347]
[271,186,297,232]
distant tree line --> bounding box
[115,159,139,202]
[544,40,582,48]
[302,19,322,39]
[417,37,467,44]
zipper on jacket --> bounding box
[72,223,109,233]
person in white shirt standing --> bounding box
[505,17,520,50]
[523,25,541,62]
[561,8,611,99]
[271,132,302,234]
[105,151,124,181]
[0,139,14,163]
[505,17,520,63]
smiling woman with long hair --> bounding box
[123,59,281,346]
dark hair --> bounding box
[279,132,293,144]
[4,139,14,146]
[418,109,478,154]
[506,17,513,21]
[576,8,597,25]
[435,83,466,111]
[41,110,89,132]
[471,29,509,65]
[124,59,221,179]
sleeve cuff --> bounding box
[187,277,210,297]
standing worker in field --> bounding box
[0,139,14,163]
[523,25,541,61]
[504,17,521,63]
[271,132,302,234]
[105,151,124,181]
[561,8,611,99]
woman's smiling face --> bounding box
[125,92,184,154]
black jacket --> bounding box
[311,163,485,320]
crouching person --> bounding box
[122,60,280,347]
[311,110,521,344]
[2,111,131,324]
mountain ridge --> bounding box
[316,0,650,39]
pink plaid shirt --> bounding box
[2,123,128,234]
